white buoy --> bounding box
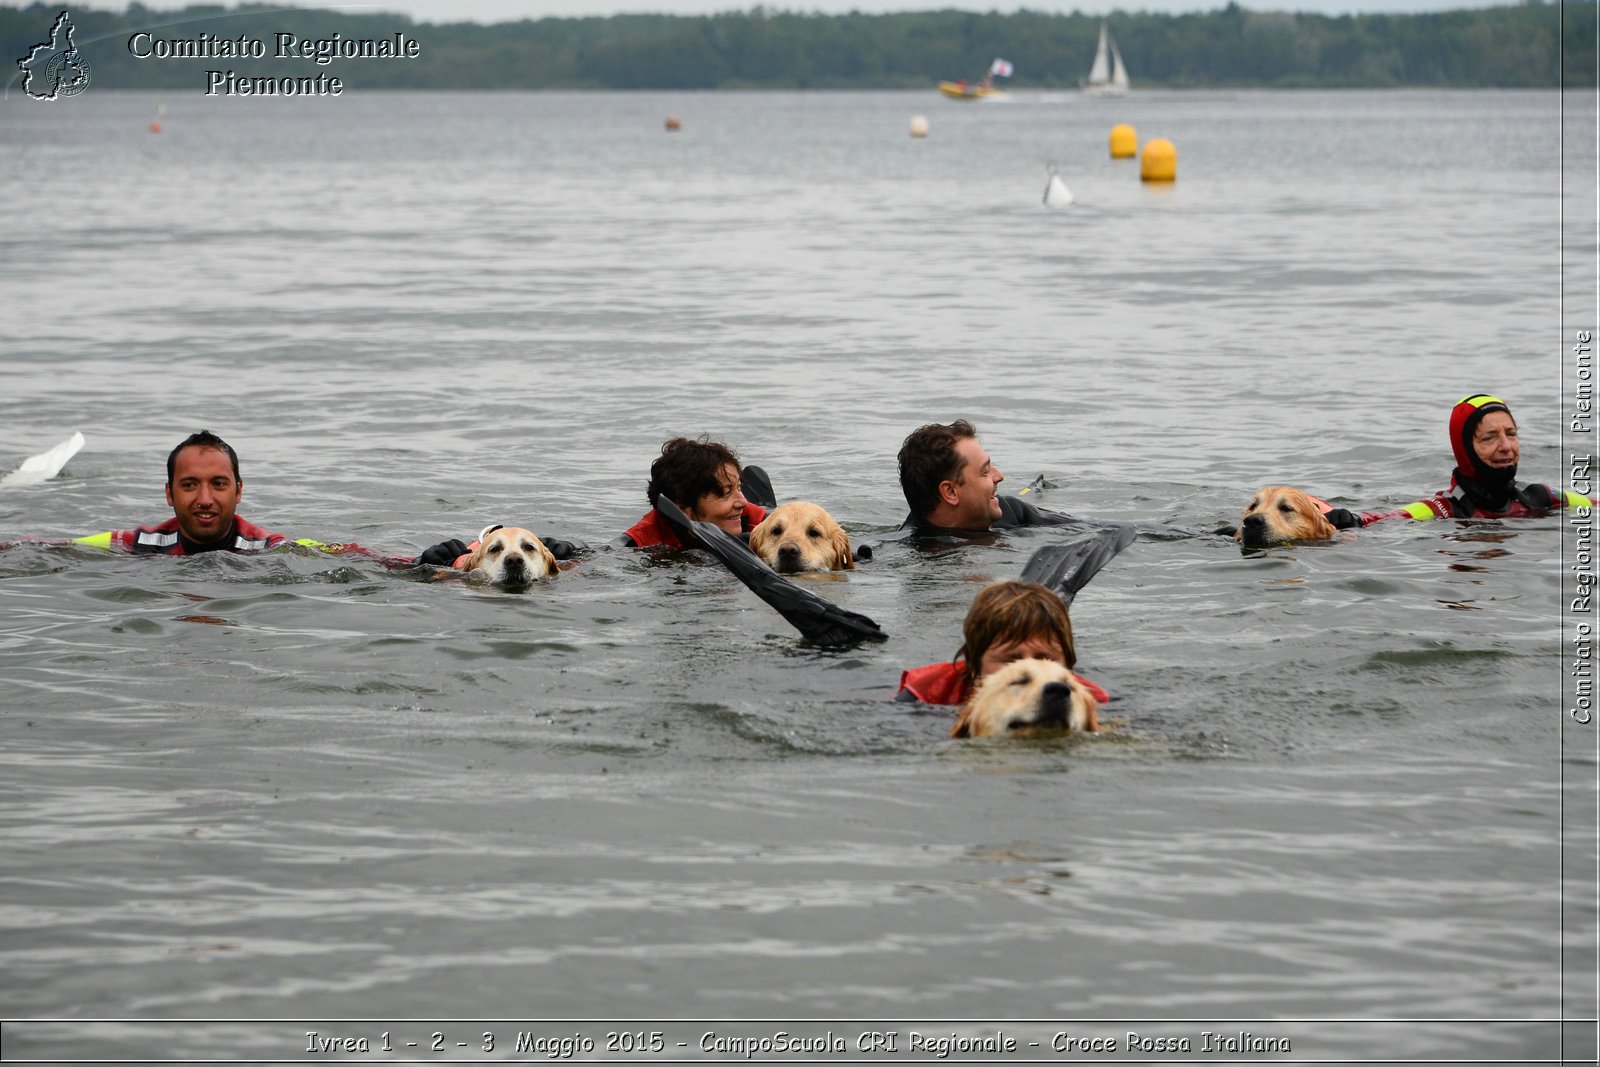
[1043,163,1074,207]
[909,114,929,138]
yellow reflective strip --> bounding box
[1567,491,1594,508]
[1400,502,1436,521]
[1461,393,1505,409]
[72,532,113,549]
[289,538,356,555]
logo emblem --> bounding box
[18,11,92,100]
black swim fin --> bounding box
[654,496,886,648]
[1018,525,1136,605]
[740,465,777,509]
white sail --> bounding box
[1085,22,1129,94]
[1087,25,1111,87]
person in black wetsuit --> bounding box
[897,419,1077,535]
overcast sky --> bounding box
[90,0,1532,25]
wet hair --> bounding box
[166,430,240,485]
[956,580,1078,688]
[646,436,741,510]
[898,419,978,520]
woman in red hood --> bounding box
[1327,393,1591,527]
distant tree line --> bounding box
[3,1,1594,91]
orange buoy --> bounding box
[1109,123,1137,158]
[149,121,162,133]
[1141,138,1177,182]
[664,116,681,131]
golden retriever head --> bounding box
[459,525,557,587]
[1237,486,1337,549]
[748,501,855,574]
[951,657,1100,739]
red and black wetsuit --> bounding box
[621,502,767,550]
[83,516,288,555]
[1329,394,1593,527]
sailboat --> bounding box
[1083,22,1129,95]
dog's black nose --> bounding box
[1039,681,1071,724]
[778,543,800,559]
[1243,513,1265,529]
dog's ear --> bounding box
[832,525,855,570]
[950,708,975,739]
[747,521,772,560]
[536,540,559,578]
[1078,691,1100,733]
[1292,494,1337,540]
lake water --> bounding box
[1,88,1596,1063]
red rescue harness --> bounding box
[896,660,1111,706]
[109,516,288,555]
[624,503,766,550]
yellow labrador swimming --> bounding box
[1236,486,1338,549]
[457,525,558,587]
[748,501,855,574]
[951,657,1101,739]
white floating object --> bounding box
[909,114,929,137]
[1043,163,1074,207]
[2,431,85,487]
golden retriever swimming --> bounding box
[459,525,558,587]
[748,501,854,574]
[1237,486,1338,549]
[951,657,1101,739]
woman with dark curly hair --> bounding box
[620,436,769,550]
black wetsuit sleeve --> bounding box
[995,495,1077,528]
[416,538,470,566]
[1001,495,1202,538]
[539,536,587,560]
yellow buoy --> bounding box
[1109,123,1137,159]
[909,114,929,138]
[664,116,681,131]
[1141,137,1177,182]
